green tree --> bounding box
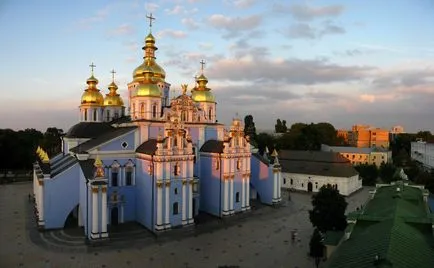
[42,127,63,156]
[275,119,285,133]
[309,184,348,232]
[405,160,420,181]
[415,171,434,194]
[256,132,275,155]
[379,163,397,183]
[354,164,378,186]
[309,228,324,268]
[243,115,257,141]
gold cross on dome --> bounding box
[200,59,206,72]
[89,62,96,75]
[146,13,156,30]
[111,69,116,82]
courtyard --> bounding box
[0,182,370,268]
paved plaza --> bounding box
[0,182,370,268]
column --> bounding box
[156,182,163,230]
[223,178,228,215]
[230,176,234,214]
[165,181,170,228]
[182,180,187,224]
[246,177,250,209]
[101,187,108,237]
[188,181,193,223]
[273,171,278,201]
[91,187,99,238]
[38,180,44,225]
[278,172,282,201]
[241,178,245,210]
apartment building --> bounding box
[321,144,392,167]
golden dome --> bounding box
[81,74,103,105]
[104,82,124,106]
[134,83,161,97]
[81,90,104,105]
[145,33,155,43]
[192,90,215,103]
[133,58,166,82]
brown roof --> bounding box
[200,140,224,153]
[136,139,158,155]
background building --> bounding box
[321,144,392,167]
[411,141,434,170]
[349,125,390,149]
[279,150,361,196]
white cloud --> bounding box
[75,5,111,29]
[274,3,344,21]
[208,14,262,37]
[198,42,213,50]
[108,24,135,36]
[145,2,159,12]
[157,29,187,39]
[165,5,198,15]
[226,0,257,8]
[182,18,199,29]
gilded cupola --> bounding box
[104,69,124,106]
[81,63,104,105]
[191,60,215,103]
[133,14,166,83]
[133,61,161,97]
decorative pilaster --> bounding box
[223,176,229,216]
[101,186,108,238]
[241,178,246,211]
[188,180,193,223]
[182,179,187,224]
[229,175,234,214]
[91,187,99,239]
[246,176,250,209]
[165,180,171,228]
[277,171,282,201]
[37,179,45,226]
[156,181,163,230]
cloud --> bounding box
[157,29,187,39]
[334,49,363,57]
[282,21,345,39]
[226,0,257,9]
[165,5,198,15]
[75,5,111,29]
[207,14,262,38]
[182,18,199,30]
[352,42,404,53]
[108,24,135,36]
[274,3,344,21]
[198,42,213,50]
[145,2,159,12]
[207,57,374,85]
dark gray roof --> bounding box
[79,159,95,181]
[65,122,114,138]
[110,116,131,125]
[280,159,358,178]
[200,140,224,153]
[136,139,158,155]
[51,155,77,177]
[279,150,350,164]
[70,126,137,153]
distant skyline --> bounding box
[1,0,434,132]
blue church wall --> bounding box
[250,156,274,205]
[99,131,136,151]
[188,127,200,144]
[78,171,88,232]
[204,126,217,140]
[44,164,80,229]
[168,179,183,227]
[135,158,154,230]
[107,186,136,223]
[199,155,222,217]
[149,125,162,139]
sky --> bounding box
[1,0,434,133]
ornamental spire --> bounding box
[146,13,155,33]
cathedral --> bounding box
[33,17,282,242]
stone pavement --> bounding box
[0,182,371,268]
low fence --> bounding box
[0,170,32,184]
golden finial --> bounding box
[271,149,278,157]
[94,156,105,178]
[200,59,206,74]
[36,146,41,156]
[89,62,96,76]
[111,69,116,83]
[181,84,188,95]
[146,13,156,32]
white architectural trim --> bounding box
[101,189,108,237]
[182,181,187,224]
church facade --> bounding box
[33,19,281,241]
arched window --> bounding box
[237,160,241,170]
[208,108,212,120]
[84,109,88,121]
[236,192,240,203]
[290,178,293,185]
[181,111,186,121]
[106,110,110,121]
[174,163,180,176]
[174,188,178,195]
[140,103,145,118]
[152,104,157,118]
[125,166,133,186]
[93,109,97,121]
[111,166,119,187]
[132,103,136,119]
[173,202,179,215]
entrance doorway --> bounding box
[64,205,79,228]
[307,182,313,192]
[111,207,119,226]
